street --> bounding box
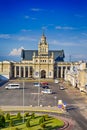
[0,80,87,129]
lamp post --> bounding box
[23,81,24,123]
[38,55,40,106]
[54,96,57,106]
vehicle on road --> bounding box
[5,83,20,89]
[33,82,41,87]
[54,79,59,83]
[41,89,52,94]
[65,104,76,111]
[59,86,65,90]
[41,82,49,85]
[42,85,50,89]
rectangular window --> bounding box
[49,72,51,76]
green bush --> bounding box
[0,114,5,128]
[9,119,14,127]
[16,112,22,120]
[26,118,30,128]
[24,112,29,117]
[12,127,20,130]
[5,113,10,120]
[39,117,45,124]
[41,123,46,129]
[31,112,35,119]
[43,114,48,121]
[0,109,4,116]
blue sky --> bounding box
[0,0,87,62]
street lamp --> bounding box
[38,56,41,106]
[54,96,57,106]
[23,81,24,123]
[38,71,40,106]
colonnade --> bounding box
[14,66,32,78]
[14,65,70,79]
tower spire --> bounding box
[41,32,46,44]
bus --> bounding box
[5,83,20,89]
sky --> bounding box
[0,0,87,62]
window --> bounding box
[49,72,51,76]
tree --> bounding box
[16,112,22,120]
[41,123,46,129]
[0,114,5,128]
[9,119,14,127]
[24,112,29,117]
[26,118,30,128]
[5,113,10,120]
[31,112,35,119]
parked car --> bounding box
[41,89,52,94]
[33,82,41,87]
[54,79,59,83]
[41,82,49,86]
[59,86,65,90]
[42,86,50,89]
[5,83,20,89]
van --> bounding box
[5,83,20,89]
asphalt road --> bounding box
[0,81,74,106]
[0,80,87,130]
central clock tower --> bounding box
[38,33,48,55]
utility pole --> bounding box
[23,81,24,123]
[38,55,40,106]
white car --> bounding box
[41,89,52,94]
[5,83,20,89]
[54,79,59,83]
[33,82,41,87]
[59,86,65,90]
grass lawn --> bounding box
[2,113,64,130]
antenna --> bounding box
[42,27,46,36]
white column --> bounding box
[57,67,58,78]
[64,67,67,80]
[14,66,16,78]
[28,66,30,77]
[19,66,21,78]
[23,66,25,78]
[61,66,63,78]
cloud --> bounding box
[9,47,24,56]
[72,54,87,61]
[75,14,84,18]
[21,29,32,32]
[0,34,11,39]
[65,53,87,61]
[41,26,48,30]
[50,40,78,46]
[24,15,37,20]
[25,15,30,19]
[81,33,87,36]
[55,26,75,30]
[30,8,41,12]
[17,36,37,42]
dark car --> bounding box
[42,86,50,89]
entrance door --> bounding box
[41,70,46,78]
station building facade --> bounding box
[0,34,71,80]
